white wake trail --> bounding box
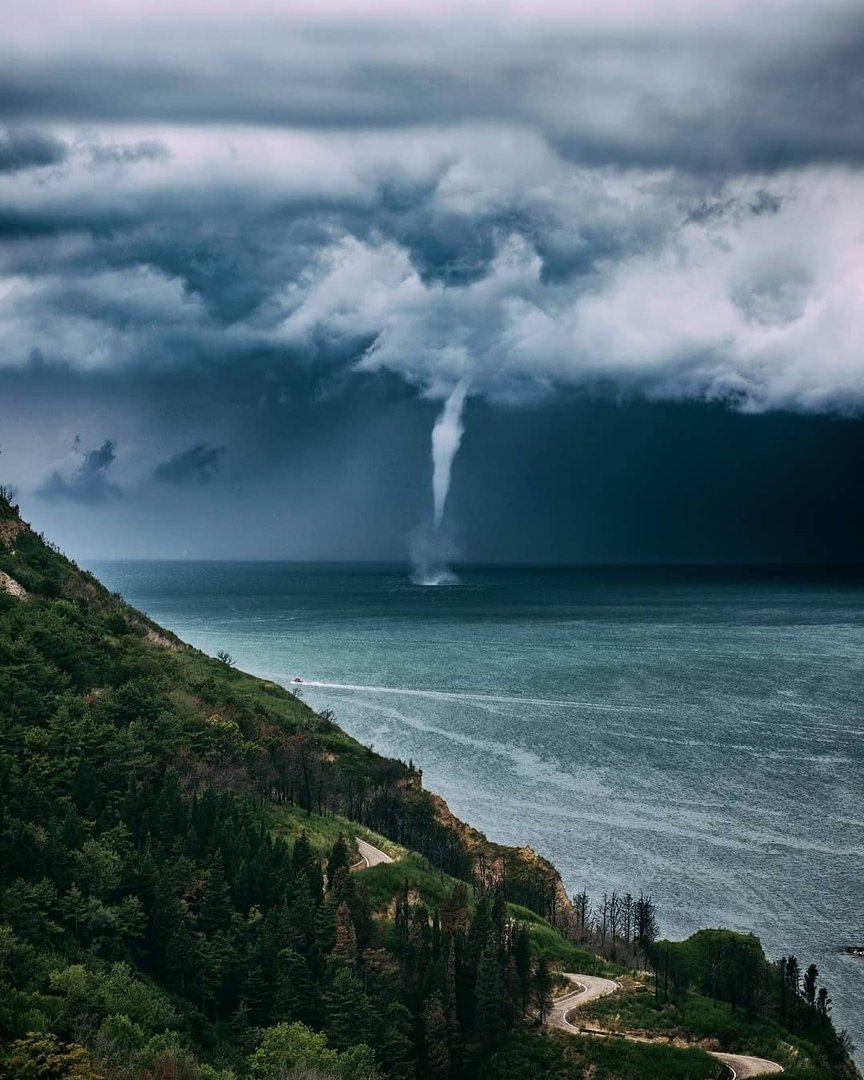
[290,679,661,713]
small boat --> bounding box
[845,946,864,958]
[292,676,303,684]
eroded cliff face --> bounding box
[0,507,26,549]
[0,571,28,600]
[430,791,578,930]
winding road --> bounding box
[348,845,781,1078]
[548,973,783,1078]
[548,973,621,1032]
[354,836,394,868]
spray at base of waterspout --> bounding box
[409,526,461,586]
[411,562,460,587]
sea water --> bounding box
[89,561,864,1055]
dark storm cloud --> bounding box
[0,136,860,410]
[153,442,225,486]
[0,127,67,173]
[39,438,122,505]
[2,6,864,172]
[1,0,864,553]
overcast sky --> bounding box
[1,0,863,561]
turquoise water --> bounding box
[89,561,864,1053]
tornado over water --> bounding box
[411,379,471,585]
[431,378,470,531]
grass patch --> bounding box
[266,802,405,862]
[484,1029,723,1080]
[358,851,461,911]
[580,987,826,1073]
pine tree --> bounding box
[327,834,351,887]
[424,993,450,1080]
[315,893,339,956]
[353,878,373,949]
[292,830,312,875]
[275,947,318,1023]
[474,938,505,1053]
[634,893,658,964]
[534,956,553,1024]
[241,951,272,1025]
[328,865,353,906]
[165,921,198,994]
[405,906,431,999]
[323,962,375,1051]
[441,938,461,1073]
[199,853,233,934]
[786,954,801,996]
[491,893,507,958]
[440,882,469,941]
[502,954,521,1027]
[333,901,358,965]
[287,876,317,955]
[378,1001,415,1080]
[431,908,442,962]
[307,859,325,904]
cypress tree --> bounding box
[513,924,532,1014]
[803,964,818,1008]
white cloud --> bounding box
[274,166,864,411]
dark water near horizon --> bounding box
[89,561,864,1056]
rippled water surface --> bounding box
[89,561,864,1055]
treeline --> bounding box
[566,888,658,966]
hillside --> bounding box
[0,491,858,1080]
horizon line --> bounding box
[81,556,864,570]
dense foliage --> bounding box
[0,493,859,1080]
[0,497,558,1078]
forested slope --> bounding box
[0,491,595,1079]
[0,491,858,1080]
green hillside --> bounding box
[0,491,858,1080]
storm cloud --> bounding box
[0,127,67,173]
[153,443,225,487]
[40,438,122,505]
[3,1,864,171]
[0,0,863,559]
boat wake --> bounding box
[286,679,660,713]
